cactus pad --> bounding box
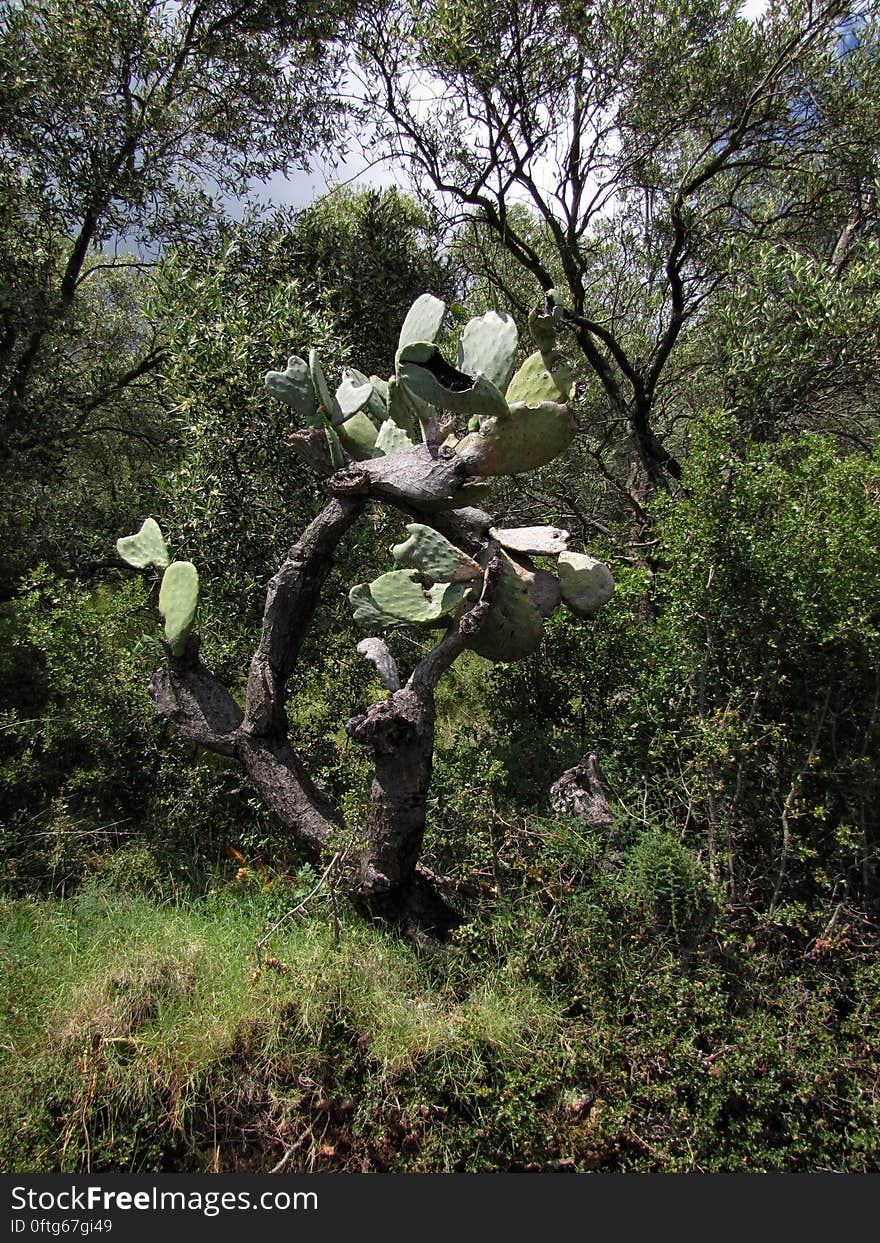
[324,424,345,469]
[349,583,399,630]
[505,350,572,405]
[386,376,420,438]
[465,552,545,662]
[336,369,375,418]
[398,294,447,351]
[397,342,509,420]
[374,419,415,457]
[337,411,379,460]
[158,561,199,656]
[455,399,577,475]
[370,569,466,624]
[116,518,170,570]
[392,524,483,582]
[309,348,343,424]
[457,311,518,392]
[491,526,571,555]
[557,552,615,617]
[264,355,319,423]
[528,289,564,351]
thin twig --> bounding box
[255,850,343,966]
[769,686,831,916]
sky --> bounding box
[251,0,774,214]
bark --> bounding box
[146,455,503,938]
[550,753,613,829]
[329,443,473,509]
[344,549,502,907]
[243,496,366,738]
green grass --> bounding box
[0,876,563,1172]
[1,819,879,1174]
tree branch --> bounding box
[243,495,366,737]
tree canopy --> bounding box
[355,0,878,512]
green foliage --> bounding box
[623,828,714,934]
[0,568,161,885]
[149,227,346,673]
[0,884,561,1172]
[490,421,880,916]
[712,240,880,445]
[0,0,351,591]
[289,190,457,376]
[6,805,879,1173]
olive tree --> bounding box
[0,0,351,464]
[354,0,863,513]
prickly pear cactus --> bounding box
[158,561,199,656]
[349,569,467,628]
[260,290,615,668]
[463,552,546,662]
[491,526,570,555]
[457,310,518,392]
[392,524,482,582]
[264,356,319,423]
[528,289,564,352]
[396,342,509,420]
[505,350,572,405]
[374,419,414,456]
[337,411,380,460]
[397,293,447,350]
[454,399,577,476]
[116,518,170,570]
[557,552,615,618]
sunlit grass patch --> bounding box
[0,883,563,1171]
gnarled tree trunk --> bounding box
[148,449,501,938]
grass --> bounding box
[1,817,879,1173]
[0,875,563,1172]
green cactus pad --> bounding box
[116,517,170,570]
[386,376,420,438]
[391,524,483,582]
[264,355,319,423]
[309,348,343,424]
[336,368,375,418]
[370,569,467,624]
[337,411,379,460]
[457,311,518,392]
[397,342,509,420]
[466,552,545,662]
[158,561,199,656]
[455,400,577,476]
[374,419,414,457]
[528,290,564,351]
[398,293,447,351]
[557,552,615,618]
[505,350,572,405]
[349,583,400,630]
[324,424,345,469]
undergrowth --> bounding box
[2,819,878,1174]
